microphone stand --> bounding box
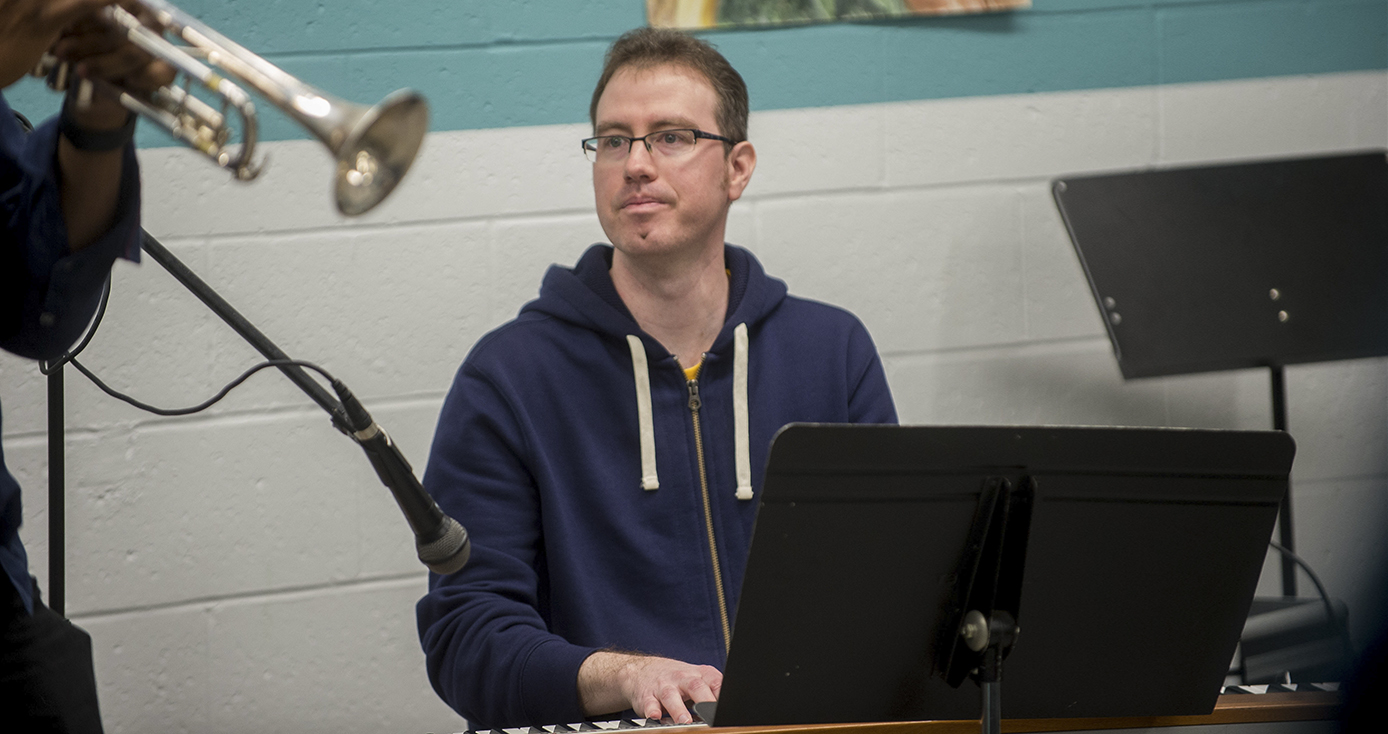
[46,230,467,612]
[136,232,351,430]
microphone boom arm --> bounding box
[139,230,469,574]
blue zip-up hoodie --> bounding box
[417,243,896,727]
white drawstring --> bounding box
[627,327,752,500]
[733,323,753,500]
[627,335,660,490]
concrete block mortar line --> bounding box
[256,34,622,63]
[67,571,429,625]
[746,175,1062,204]
[878,333,1111,363]
[1018,184,1034,340]
[1,424,110,447]
[140,174,1151,246]
[140,203,601,245]
[2,391,450,441]
[1152,59,1168,170]
[1293,472,1388,488]
[145,173,1069,245]
[875,100,888,190]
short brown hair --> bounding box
[589,27,749,145]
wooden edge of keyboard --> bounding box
[703,692,1343,734]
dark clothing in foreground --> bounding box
[2,90,142,734]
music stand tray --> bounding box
[704,424,1294,726]
[1051,151,1388,379]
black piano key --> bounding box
[617,720,641,729]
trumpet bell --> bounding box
[36,1,432,216]
[333,90,430,216]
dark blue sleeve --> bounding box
[846,317,898,425]
[1,92,142,362]
[416,357,597,728]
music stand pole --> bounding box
[47,367,65,618]
[943,478,1032,734]
[1270,365,1296,597]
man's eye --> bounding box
[603,137,625,149]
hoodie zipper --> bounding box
[687,375,733,653]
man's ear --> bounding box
[725,141,757,202]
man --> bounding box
[417,28,896,728]
[3,2,167,731]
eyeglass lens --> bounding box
[586,130,698,162]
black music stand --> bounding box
[1051,151,1388,597]
[699,424,1293,727]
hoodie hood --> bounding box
[521,243,789,358]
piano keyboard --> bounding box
[458,718,707,734]
[1220,682,1338,694]
[456,683,1341,734]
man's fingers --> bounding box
[122,59,175,93]
[683,676,717,704]
[52,25,124,62]
[50,1,173,92]
[644,665,719,723]
[653,683,692,724]
[636,692,663,721]
[73,46,149,83]
[44,0,115,32]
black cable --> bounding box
[40,274,112,375]
[1269,539,1357,662]
[67,357,338,417]
[35,272,342,418]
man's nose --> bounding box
[624,139,657,179]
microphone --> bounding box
[331,379,470,575]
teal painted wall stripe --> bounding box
[4,0,1383,148]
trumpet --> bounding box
[35,0,428,216]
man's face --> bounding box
[591,63,753,261]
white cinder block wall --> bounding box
[2,4,1387,733]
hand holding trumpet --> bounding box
[1,0,103,88]
[47,1,176,130]
[2,2,171,109]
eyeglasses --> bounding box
[581,129,736,164]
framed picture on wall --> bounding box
[649,0,1031,30]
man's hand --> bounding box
[578,651,722,725]
[51,2,174,130]
[0,0,111,88]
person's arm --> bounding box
[846,317,898,425]
[56,103,130,252]
[4,1,171,251]
[417,361,600,728]
[1,4,171,359]
[50,6,172,250]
